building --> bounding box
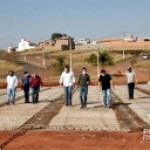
[95,34,150,50]
[79,38,91,45]
[16,39,36,52]
[7,47,16,53]
[39,37,75,50]
[123,33,137,42]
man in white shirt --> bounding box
[6,70,18,105]
[60,65,75,106]
[126,67,137,99]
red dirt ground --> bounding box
[0,130,149,150]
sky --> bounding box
[0,0,150,48]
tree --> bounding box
[54,56,65,73]
[86,53,97,66]
[87,51,114,67]
[51,33,63,41]
[99,51,114,66]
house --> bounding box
[55,37,75,50]
[39,37,75,50]
[16,39,36,52]
[39,40,55,49]
[95,34,150,50]
[7,47,16,53]
[123,33,137,42]
[79,38,91,45]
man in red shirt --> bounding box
[30,73,42,104]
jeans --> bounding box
[23,85,30,103]
[80,87,88,107]
[32,87,40,103]
[64,86,73,105]
[128,82,135,99]
[7,88,16,103]
[102,88,111,108]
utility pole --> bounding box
[69,36,73,71]
[122,32,125,59]
[42,46,46,68]
[23,42,27,62]
[97,47,100,79]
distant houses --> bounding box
[95,33,150,50]
[6,33,150,53]
[7,36,75,53]
[39,37,75,50]
[79,38,91,45]
[16,39,36,52]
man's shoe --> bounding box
[80,106,84,109]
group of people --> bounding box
[6,70,42,105]
[60,65,136,109]
[6,65,136,108]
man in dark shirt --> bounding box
[30,73,42,104]
[21,71,31,103]
[78,67,90,109]
[98,69,114,108]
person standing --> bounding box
[126,67,137,99]
[98,69,114,108]
[6,70,18,105]
[60,65,75,106]
[78,67,90,109]
[21,71,31,103]
[30,73,42,104]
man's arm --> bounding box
[78,75,81,86]
[59,73,63,87]
[72,73,76,88]
[134,73,138,84]
[111,80,115,90]
[98,76,101,89]
[15,76,18,89]
[40,77,43,87]
[87,75,90,85]
[110,75,115,90]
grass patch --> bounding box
[0,60,23,76]
[134,60,150,70]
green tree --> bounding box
[86,53,97,66]
[51,33,63,41]
[99,51,114,66]
[87,51,114,67]
[54,56,65,73]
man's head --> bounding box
[8,70,14,76]
[64,65,70,73]
[101,69,106,76]
[128,67,132,73]
[82,67,87,75]
[24,71,28,76]
[33,73,37,77]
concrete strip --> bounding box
[113,85,150,125]
[48,86,120,131]
[0,87,63,130]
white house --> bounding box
[123,33,137,42]
[16,39,36,52]
[79,38,91,45]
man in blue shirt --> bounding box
[21,71,31,103]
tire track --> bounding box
[0,88,78,150]
[135,86,150,96]
[111,91,150,131]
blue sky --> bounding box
[0,0,150,47]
